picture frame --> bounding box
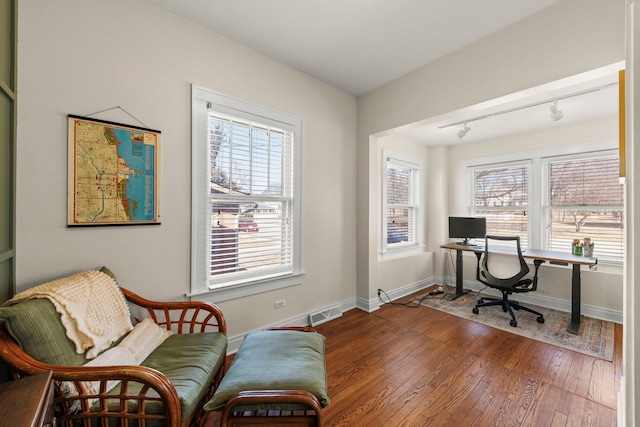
[67,115,161,226]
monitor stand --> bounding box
[456,238,476,246]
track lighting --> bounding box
[457,122,471,139]
[549,100,564,121]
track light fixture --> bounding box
[457,122,471,139]
[549,99,564,121]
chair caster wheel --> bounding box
[472,307,479,314]
[537,316,545,323]
[510,320,518,327]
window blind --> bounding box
[208,111,295,286]
[547,156,623,259]
[473,166,529,246]
[386,158,420,246]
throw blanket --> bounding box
[60,318,172,412]
[6,270,133,358]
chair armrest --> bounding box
[120,287,227,334]
[0,328,182,426]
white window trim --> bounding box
[460,139,621,264]
[189,85,303,301]
[380,149,424,260]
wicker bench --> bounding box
[204,327,329,427]
[0,268,228,427]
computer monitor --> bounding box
[448,217,486,245]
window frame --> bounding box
[381,149,424,258]
[190,85,303,301]
[461,140,621,264]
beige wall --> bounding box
[357,0,625,317]
[15,0,357,337]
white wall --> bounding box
[15,0,357,336]
[357,0,626,310]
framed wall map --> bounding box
[67,115,161,226]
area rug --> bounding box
[414,291,615,361]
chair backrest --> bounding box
[481,235,529,288]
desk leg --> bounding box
[567,263,581,334]
[446,249,471,301]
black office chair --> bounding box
[472,235,545,327]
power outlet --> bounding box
[274,299,286,309]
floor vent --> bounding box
[309,305,343,327]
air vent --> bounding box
[309,305,343,327]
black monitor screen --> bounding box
[448,217,486,244]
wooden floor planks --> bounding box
[203,289,620,426]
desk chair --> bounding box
[472,235,545,327]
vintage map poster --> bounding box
[67,115,161,226]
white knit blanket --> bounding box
[7,270,133,359]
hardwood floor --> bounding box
[205,289,622,426]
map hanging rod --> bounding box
[84,105,151,129]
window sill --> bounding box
[187,272,304,303]
[380,245,426,261]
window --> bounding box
[463,142,623,263]
[381,150,422,256]
[191,86,302,299]
[544,155,623,260]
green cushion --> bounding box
[97,331,228,423]
[204,330,329,412]
[0,298,87,366]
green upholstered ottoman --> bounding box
[205,327,329,426]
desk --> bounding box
[440,243,598,334]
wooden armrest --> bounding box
[120,287,227,334]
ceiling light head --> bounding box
[549,100,564,121]
[457,122,471,139]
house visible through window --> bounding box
[191,86,302,299]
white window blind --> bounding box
[383,152,422,253]
[472,165,529,247]
[546,155,623,260]
[208,111,295,287]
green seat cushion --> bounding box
[204,330,329,412]
[97,331,228,423]
[0,298,87,366]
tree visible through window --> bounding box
[547,156,623,259]
[473,166,529,247]
[465,146,623,263]
[207,111,294,285]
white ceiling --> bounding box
[146,0,620,145]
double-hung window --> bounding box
[381,150,422,256]
[191,86,302,300]
[463,142,623,263]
